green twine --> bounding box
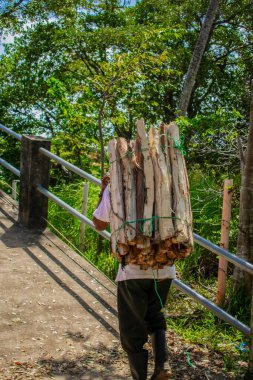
[160,132,186,156]
[113,215,184,241]
[112,214,189,254]
[185,351,196,369]
[113,216,163,252]
[174,135,186,156]
[152,268,164,310]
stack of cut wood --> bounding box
[108,119,193,269]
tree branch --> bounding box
[214,42,253,63]
[178,0,220,116]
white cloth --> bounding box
[93,186,176,282]
[93,186,111,223]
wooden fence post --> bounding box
[12,179,19,201]
[217,179,233,306]
[79,182,89,250]
[19,135,51,230]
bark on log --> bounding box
[149,126,174,241]
[108,139,127,256]
[166,122,193,248]
[117,138,136,244]
[134,135,145,237]
[136,119,154,237]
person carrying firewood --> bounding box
[93,175,176,380]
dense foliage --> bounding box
[0,0,252,171]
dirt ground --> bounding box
[0,191,247,379]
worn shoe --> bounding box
[150,367,172,380]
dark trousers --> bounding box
[117,278,172,354]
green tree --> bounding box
[0,0,252,178]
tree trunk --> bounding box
[98,98,106,177]
[234,80,253,292]
[178,0,219,116]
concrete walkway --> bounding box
[0,191,130,379]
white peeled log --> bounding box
[149,126,161,241]
[160,123,173,197]
[134,134,145,236]
[136,119,154,237]
[108,139,127,256]
[134,135,152,248]
[117,138,136,244]
[166,122,193,247]
[182,156,194,247]
[149,126,174,240]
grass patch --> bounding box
[166,279,250,376]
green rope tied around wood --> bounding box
[160,132,186,156]
[152,268,165,310]
[111,215,188,254]
[113,215,182,241]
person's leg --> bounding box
[117,279,150,380]
[150,330,171,380]
[146,279,172,333]
[145,279,172,380]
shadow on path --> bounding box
[24,246,119,340]
[36,241,117,317]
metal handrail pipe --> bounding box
[173,279,250,337]
[36,161,253,275]
[0,123,22,141]
[37,185,110,240]
[193,233,253,276]
[39,148,101,186]
[37,184,251,337]
[0,158,20,177]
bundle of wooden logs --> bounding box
[108,119,193,269]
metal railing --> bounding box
[0,122,252,339]
[39,148,101,186]
[0,157,20,177]
[37,184,110,241]
[0,123,21,141]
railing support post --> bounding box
[79,181,89,250]
[12,179,20,201]
[19,135,51,230]
[217,179,233,306]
